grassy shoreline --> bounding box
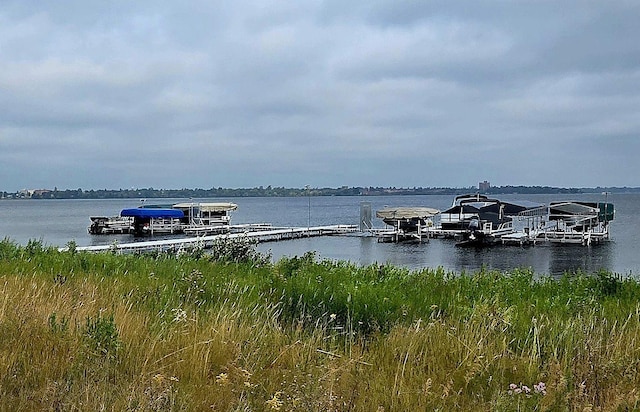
[1,238,639,411]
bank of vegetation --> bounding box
[1,237,640,411]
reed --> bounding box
[1,237,640,410]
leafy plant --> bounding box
[48,313,69,334]
[24,238,45,257]
[207,235,271,265]
[83,313,120,359]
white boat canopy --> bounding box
[173,202,238,212]
[376,207,440,220]
[549,201,599,216]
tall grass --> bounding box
[1,237,640,410]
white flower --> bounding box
[172,308,187,323]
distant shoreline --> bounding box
[2,185,637,200]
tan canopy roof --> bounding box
[376,207,440,220]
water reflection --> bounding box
[448,245,536,274]
[261,235,617,276]
[546,242,613,276]
[419,240,614,276]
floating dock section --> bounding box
[68,224,358,253]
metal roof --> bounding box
[172,202,238,212]
[376,207,440,220]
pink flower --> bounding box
[534,382,547,395]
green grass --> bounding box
[1,237,640,410]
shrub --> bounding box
[207,235,271,265]
[83,313,120,359]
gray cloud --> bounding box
[1,1,639,191]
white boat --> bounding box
[88,216,134,234]
[178,202,238,236]
[89,202,238,237]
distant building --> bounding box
[18,189,53,198]
[479,181,491,192]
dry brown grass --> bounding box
[2,247,640,410]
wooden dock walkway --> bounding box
[68,225,358,253]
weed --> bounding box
[83,313,120,359]
[24,238,45,257]
[65,240,78,255]
[176,269,207,305]
[48,313,69,334]
[0,237,19,259]
[208,235,271,265]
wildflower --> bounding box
[534,382,547,395]
[423,378,432,394]
[266,392,284,410]
[172,308,187,323]
[509,382,547,397]
[329,313,337,321]
[215,373,229,386]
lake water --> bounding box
[1,193,639,277]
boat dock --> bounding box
[77,195,614,253]
[68,224,358,253]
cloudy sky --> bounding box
[1,1,639,191]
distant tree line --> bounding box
[482,186,640,195]
[5,186,474,199]
[2,185,639,200]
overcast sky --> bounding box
[1,1,639,191]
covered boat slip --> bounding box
[89,202,239,237]
[549,201,615,225]
[375,207,440,243]
[438,194,545,232]
[173,202,238,226]
[375,194,615,246]
[532,201,615,245]
[120,208,185,236]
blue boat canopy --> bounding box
[120,208,184,219]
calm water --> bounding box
[1,194,639,276]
